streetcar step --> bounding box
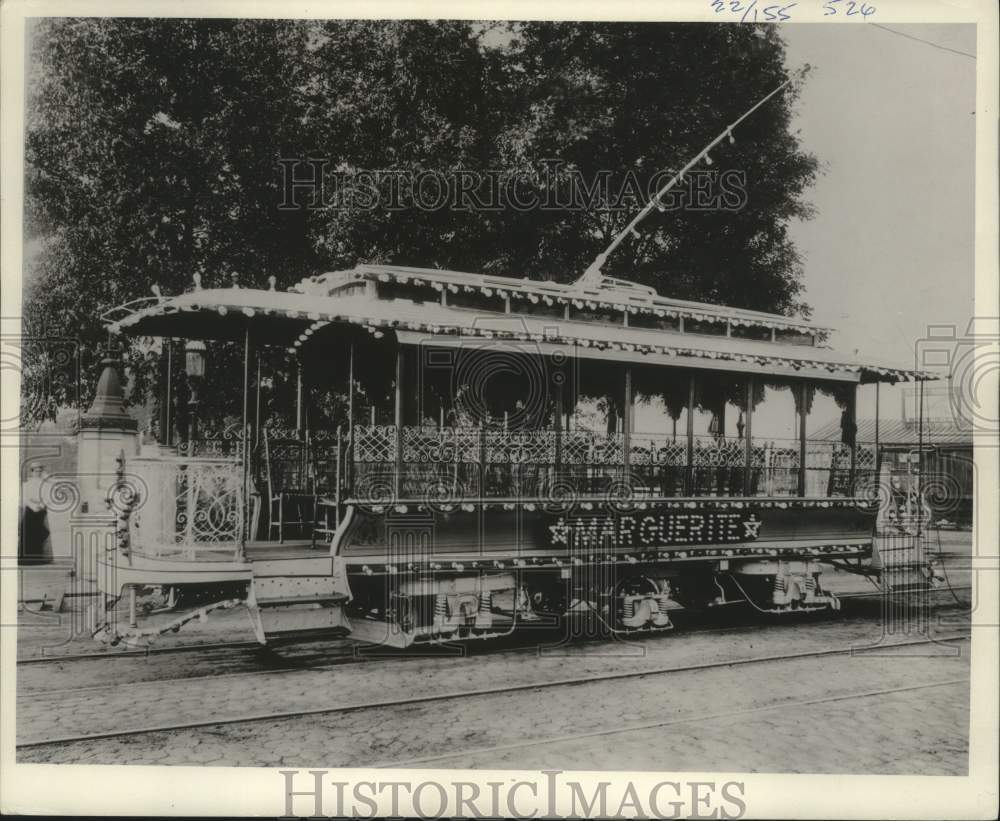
[255,593,349,608]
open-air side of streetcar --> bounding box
[81,261,943,648]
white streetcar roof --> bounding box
[103,265,934,383]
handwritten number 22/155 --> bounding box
[824,0,876,16]
[711,1,797,22]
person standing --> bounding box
[19,464,52,565]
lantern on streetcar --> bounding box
[184,339,207,379]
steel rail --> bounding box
[16,628,354,666]
[17,584,971,668]
[375,675,971,769]
[16,632,969,749]
[24,603,971,698]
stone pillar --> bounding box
[73,358,139,581]
[76,357,139,513]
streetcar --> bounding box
[86,261,942,647]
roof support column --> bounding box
[686,373,695,496]
[798,381,808,498]
[158,340,173,448]
[254,354,262,448]
[554,372,563,484]
[744,376,754,497]
[875,382,880,453]
[347,341,355,493]
[394,345,404,500]
[240,325,251,557]
[917,380,924,536]
[623,366,633,485]
[295,357,303,434]
[848,383,858,496]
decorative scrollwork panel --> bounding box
[129,456,244,557]
[175,461,244,546]
[176,424,246,459]
[485,429,556,464]
[694,436,747,468]
[402,426,480,464]
[562,431,625,465]
[628,434,688,467]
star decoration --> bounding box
[549,517,570,545]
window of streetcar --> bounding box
[691,372,748,497]
[411,343,560,498]
[748,379,802,497]
[563,359,625,495]
[631,365,689,497]
[730,324,773,341]
[628,312,681,333]
[805,381,856,497]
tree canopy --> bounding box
[23,18,818,426]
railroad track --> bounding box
[18,598,975,699]
[15,627,355,665]
[14,617,891,697]
[17,583,972,667]
[373,675,970,769]
[16,631,970,749]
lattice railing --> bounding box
[354,425,398,463]
[856,442,878,471]
[347,426,874,499]
[628,432,688,497]
[690,436,746,496]
[693,436,747,467]
[749,437,801,469]
[748,437,800,497]
[403,426,480,463]
[630,434,687,467]
[176,425,246,459]
[486,429,557,464]
[804,440,852,469]
[562,431,625,465]
[804,440,852,497]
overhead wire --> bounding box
[870,24,976,60]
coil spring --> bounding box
[658,597,671,615]
[622,598,635,619]
[434,593,448,618]
[479,590,492,614]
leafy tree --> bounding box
[23,18,817,432]
[489,22,817,313]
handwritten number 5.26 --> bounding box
[823,0,876,17]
